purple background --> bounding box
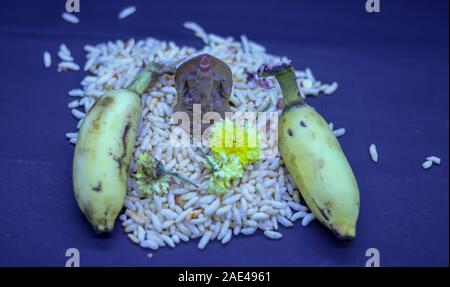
[0,0,448,266]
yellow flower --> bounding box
[209,118,261,167]
[204,152,244,195]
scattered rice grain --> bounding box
[264,230,282,240]
[62,12,79,24]
[301,213,316,227]
[43,51,51,68]
[118,6,136,19]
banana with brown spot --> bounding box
[260,64,360,240]
[73,63,173,233]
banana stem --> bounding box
[127,62,176,95]
[258,63,305,107]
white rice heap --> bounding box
[66,23,340,251]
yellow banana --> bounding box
[73,89,141,233]
[73,63,172,233]
[260,64,360,239]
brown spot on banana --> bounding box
[92,182,102,192]
[110,121,133,174]
[319,208,330,221]
[110,151,123,171]
[122,122,132,153]
[90,96,114,112]
[119,121,132,174]
[91,119,100,132]
[98,96,114,107]
[88,97,114,133]
[310,199,332,223]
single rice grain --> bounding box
[264,230,283,240]
[71,109,85,119]
[369,144,379,163]
[62,12,79,24]
[43,51,52,68]
[301,213,316,227]
[426,156,441,165]
[221,229,232,244]
[197,231,212,250]
[333,128,346,137]
[422,160,433,170]
[118,6,136,19]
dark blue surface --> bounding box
[0,0,448,267]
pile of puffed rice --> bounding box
[65,22,341,252]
